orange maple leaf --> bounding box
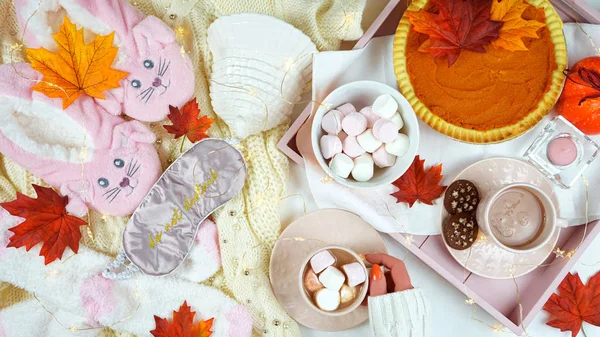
[390,156,446,207]
[1,184,88,265]
[26,17,128,109]
[150,301,214,337]
[490,0,545,51]
[163,99,214,143]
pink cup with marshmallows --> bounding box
[299,246,369,316]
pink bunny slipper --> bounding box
[15,0,195,122]
[0,63,161,216]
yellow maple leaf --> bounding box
[490,0,546,51]
[26,17,128,109]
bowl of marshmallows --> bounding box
[311,80,420,189]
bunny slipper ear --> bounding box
[0,212,252,337]
[15,0,144,51]
[175,218,222,283]
[60,180,92,217]
[111,120,157,154]
[132,16,177,54]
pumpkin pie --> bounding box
[393,0,567,143]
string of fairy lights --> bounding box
[3,0,362,335]
[5,0,599,336]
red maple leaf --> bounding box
[406,0,503,66]
[544,272,600,337]
[1,184,87,264]
[151,301,214,337]
[164,98,214,143]
[390,155,446,207]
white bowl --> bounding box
[311,81,420,189]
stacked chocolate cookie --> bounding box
[443,180,480,250]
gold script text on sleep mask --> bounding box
[107,139,246,277]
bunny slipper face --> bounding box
[120,17,195,122]
[15,0,195,122]
[78,141,161,216]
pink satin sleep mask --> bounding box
[116,139,246,276]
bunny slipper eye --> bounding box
[114,158,125,168]
[131,80,141,88]
[143,60,154,69]
[98,178,109,188]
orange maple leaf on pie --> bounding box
[1,184,88,265]
[490,0,545,51]
[26,17,128,109]
[406,0,503,66]
[164,99,214,143]
[390,156,446,207]
[150,301,214,337]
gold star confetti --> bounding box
[405,234,414,246]
[565,250,576,259]
[320,175,334,184]
[465,298,475,305]
[247,87,258,97]
[553,247,565,258]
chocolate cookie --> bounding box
[444,180,479,215]
[443,213,478,250]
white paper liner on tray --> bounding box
[297,31,600,235]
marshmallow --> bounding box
[342,136,366,158]
[360,106,381,128]
[385,133,410,157]
[372,94,398,118]
[340,284,358,304]
[336,103,356,117]
[342,112,367,136]
[310,250,336,274]
[351,154,374,182]
[321,110,344,135]
[329,153,354,179]
[373,119,399,143]
[390,112,404,129]
[342,262,367,287]
[356,129,382,153]
[314,288,341,312]
[320,135,342,160]
[319,266,346,291]
[304,269,324,292]
[373,146,396,168]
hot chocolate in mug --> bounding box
[476,183,568,254]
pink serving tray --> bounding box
[276,0,600,334]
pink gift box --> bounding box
[276,0,600,334]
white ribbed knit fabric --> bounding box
[368,289,432,337]
[0,1,366,337]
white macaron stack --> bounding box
[319,94,411,182]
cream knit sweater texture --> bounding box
[0,0,365,336]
